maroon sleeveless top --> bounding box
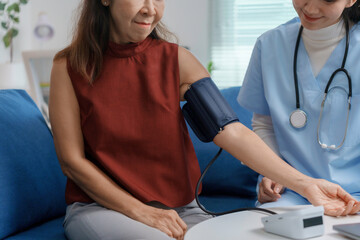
[66,37,201,207]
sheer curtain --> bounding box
[209,0,296,87]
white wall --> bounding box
[0,0,210,65]
[0,0,81,63]
[26,0,81,51]
[163,0,210,66]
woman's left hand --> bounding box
[302,179,360,216]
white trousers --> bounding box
[64,199,213,240]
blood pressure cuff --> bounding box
[182,77,239,142]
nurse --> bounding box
[238,0,360,208]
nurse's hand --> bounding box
[302,179,360,216]
[258,177,284,203]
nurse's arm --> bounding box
[213,122,359,216]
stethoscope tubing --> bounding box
[293,25,303,110]
[292,19,353,149]
[293,18,352,110]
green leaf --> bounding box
[3,28,19,48]
[0,2,6,11]
[20,0,28,4]
[9,14,19,23]
[207,61,215,75]
[10,28,19,38]
[7,3,20,13]
[3,32,12,48]
[1,21,8,29]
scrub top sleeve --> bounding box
[237,40,270,116]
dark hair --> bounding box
[343,0,360,23]
[54,0,177,83]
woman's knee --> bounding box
[64,203,173,240]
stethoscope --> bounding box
[290,19,352,150]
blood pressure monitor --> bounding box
[262,206,324,239]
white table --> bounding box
[185,206,360,240]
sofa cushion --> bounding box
[0,90,67,239]
[199,195,256,212]
[4,217,66,240]
[182,86,258,199]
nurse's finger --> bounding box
[262,178,276,195]
[258,187,273,202]
[264,182,281,198]
[273,183,284,194]
[258,186,279,203]
[258,193,275,203]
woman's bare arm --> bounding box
[177,47,359,216]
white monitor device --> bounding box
[262,206,324,239]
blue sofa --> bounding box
[0,87,258,239]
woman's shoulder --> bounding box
[52,55,67,74]
[51,52,77,86]
[52,50,69,74]
[52,50,82,81]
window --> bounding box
[209,0,296,87]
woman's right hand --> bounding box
[132,205,187,240]
[258,177,284,203]
[301,178,360,217]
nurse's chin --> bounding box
[300,21,323,30]
[300,17,328,30]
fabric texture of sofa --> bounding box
[0,86,258,239]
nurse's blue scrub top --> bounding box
[238,18,360,196]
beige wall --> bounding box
[163,0,210,65]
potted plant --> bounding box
[0,0,28,63]
[207,60,215,75]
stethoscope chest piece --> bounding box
[290,109,307,128]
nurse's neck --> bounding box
[303,19,345,42]
[302,19,346,77]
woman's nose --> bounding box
[140,0,156,16]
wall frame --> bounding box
[22,49,58,124]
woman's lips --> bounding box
[135,21,151,28]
